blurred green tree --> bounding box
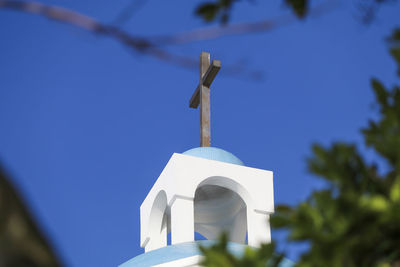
[194,0,395,24]
[195,0,308,23]
[0,166,63,267]
[200,28,400,267]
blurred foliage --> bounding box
[195,0,308,24]
[285,0,308,18]
[201,28,400,267]
[195,0,397,24]
[388,28,400,75]
[0,165,62,267]
[199,234,284,267]
[195,0,237,24]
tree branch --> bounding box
[0,0,198,69]
[0,0,337,78]
[152,0,339,45]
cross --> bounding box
[189,52,221,147]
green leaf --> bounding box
[388,28,400,76]
[195,3,220,22]
[390,176,400,202]
[285,0,308,18]
[371,78,389,108]
[360,195,389,212]
[390,48,400,76]
[194,0,235,23]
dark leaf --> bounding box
[195,3,220,22]
[285,0,308,18]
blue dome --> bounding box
[119,241,294,267]
[182,147,244,166]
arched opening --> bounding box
[147,190,169,251]
[193,182,247,244]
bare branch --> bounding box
[0,0,337,79]
[152,0,339,45]
[0,0,198,69]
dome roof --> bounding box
[182,147,244,166]
[119,241,294,267]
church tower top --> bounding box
[119,52,283,267]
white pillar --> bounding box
[247,210,271,247]
[170,197,194,245]
[145,214,168,252]
[145,232,166,252]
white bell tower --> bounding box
[119,52,281,267]
[140,148,274,253]
[119,147,276,267]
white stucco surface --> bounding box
[140,153,274,252]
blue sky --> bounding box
[0,0,399,266]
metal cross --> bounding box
[189,52,221,147]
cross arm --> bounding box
[189,59,221,108]
[203,59,221,87]
[189,85,200,108]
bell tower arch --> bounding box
[140,147,274,252]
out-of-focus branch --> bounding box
[0,0,336,79]
[0,1,335,54]
[0,163,63,267]
[153,0,339,45]
[0,0,256,79]
[0,0,198,69]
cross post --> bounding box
[189,52,221,147]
